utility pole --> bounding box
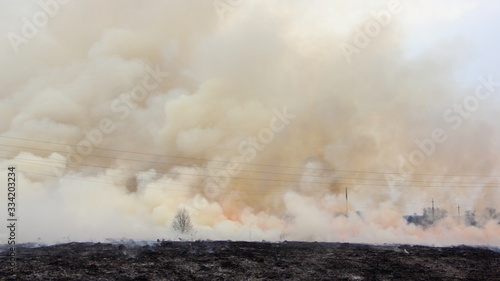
[458,205,461,223]
[432,198,435,221]
[345,187,348,217]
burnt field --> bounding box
[1,241,499,280]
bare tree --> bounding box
[172,208,193,234]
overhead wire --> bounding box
[2,135,500,178]
[0,136,499,193]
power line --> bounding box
[2,149,500,190]
[1,137,500,191]
[7,163,500,190]
[2,135,500,178]
[0,148,387,181]
[15,170,299,195]
[1,155,500,189]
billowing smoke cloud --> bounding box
[0,0,499,246]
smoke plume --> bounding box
[0,0,499,246]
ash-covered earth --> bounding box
[1,241,499,280]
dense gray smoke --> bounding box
[0,0,499,246]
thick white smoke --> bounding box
[0,0,499,246]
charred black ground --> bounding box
[1,241,499,280]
